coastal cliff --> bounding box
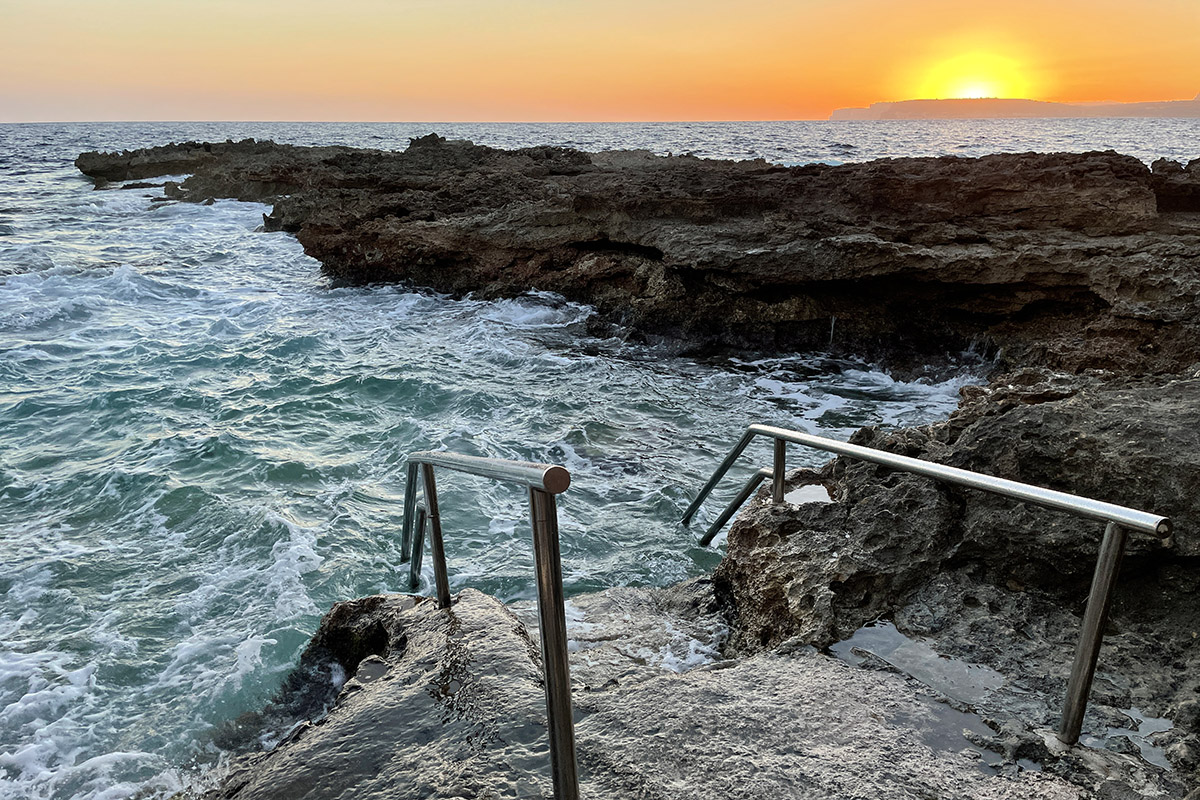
[77,140,1200,798]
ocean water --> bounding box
[0,119,1196,800]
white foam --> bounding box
[232,635,278,689]
[657,618,726,674]
[562,600,597,634]
[329,662,348,692]
[262,510,323,619]
[476,290,592,330]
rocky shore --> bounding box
[77,139,1200,798]
[78,135,1200,375]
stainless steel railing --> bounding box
[400,451,578,800]
[681,423,1172,746]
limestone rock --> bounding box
[713,467,961,651]
[1148,157,1200,211]
[714,372,1198,652]
[205,589,555,800]
[576,648,1083,800]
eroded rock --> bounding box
[1150,157,1200,211]
[715,372,1198,648]
[713,466,962,650]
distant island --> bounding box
[831,94,1200,120]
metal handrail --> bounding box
[681,423,1172,747]
[400,451,578,800]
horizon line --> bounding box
[5,113,1199,126]
[3,117,837,125]
[6,95,1199,126]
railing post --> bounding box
[772,438,786,504]
[420,463,452,609]
[699,467,773,547]
[409,505,427,592]
[401,461,419,562]
[528,488,580,800]
[681,428,759,525]
[1058,521,1128,745]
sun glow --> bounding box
[2,0,1198,121]
[918,52,1032,100]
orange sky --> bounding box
[1,0,1197,122]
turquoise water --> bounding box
[1,120,1193,799]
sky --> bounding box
[1,0,1197,122]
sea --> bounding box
[2,118,1198,800]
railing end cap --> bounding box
[542,465,571,494]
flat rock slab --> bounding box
[576,649,1079,800]
[204,588,1085,799]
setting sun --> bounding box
[918,52,1033,100]
[956,84,994,100]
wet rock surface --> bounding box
[203,590,554,799]
[203,585,1088,799]
[509,578,730,690]
[77,137,1200,375]
[575,646,1081,800]
[892,566,1198,795]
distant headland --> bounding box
[831,95,1200,120]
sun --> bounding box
[917,52,1032,100]
[955,83,995,100]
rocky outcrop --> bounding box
[77,137,1200,374]
[74,139,360,184]
[714,369,1200,639]
[1152,157,1200,212]
[205,590,553,799]
[711,369,1200,792]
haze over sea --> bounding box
[2,118,1198,800]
